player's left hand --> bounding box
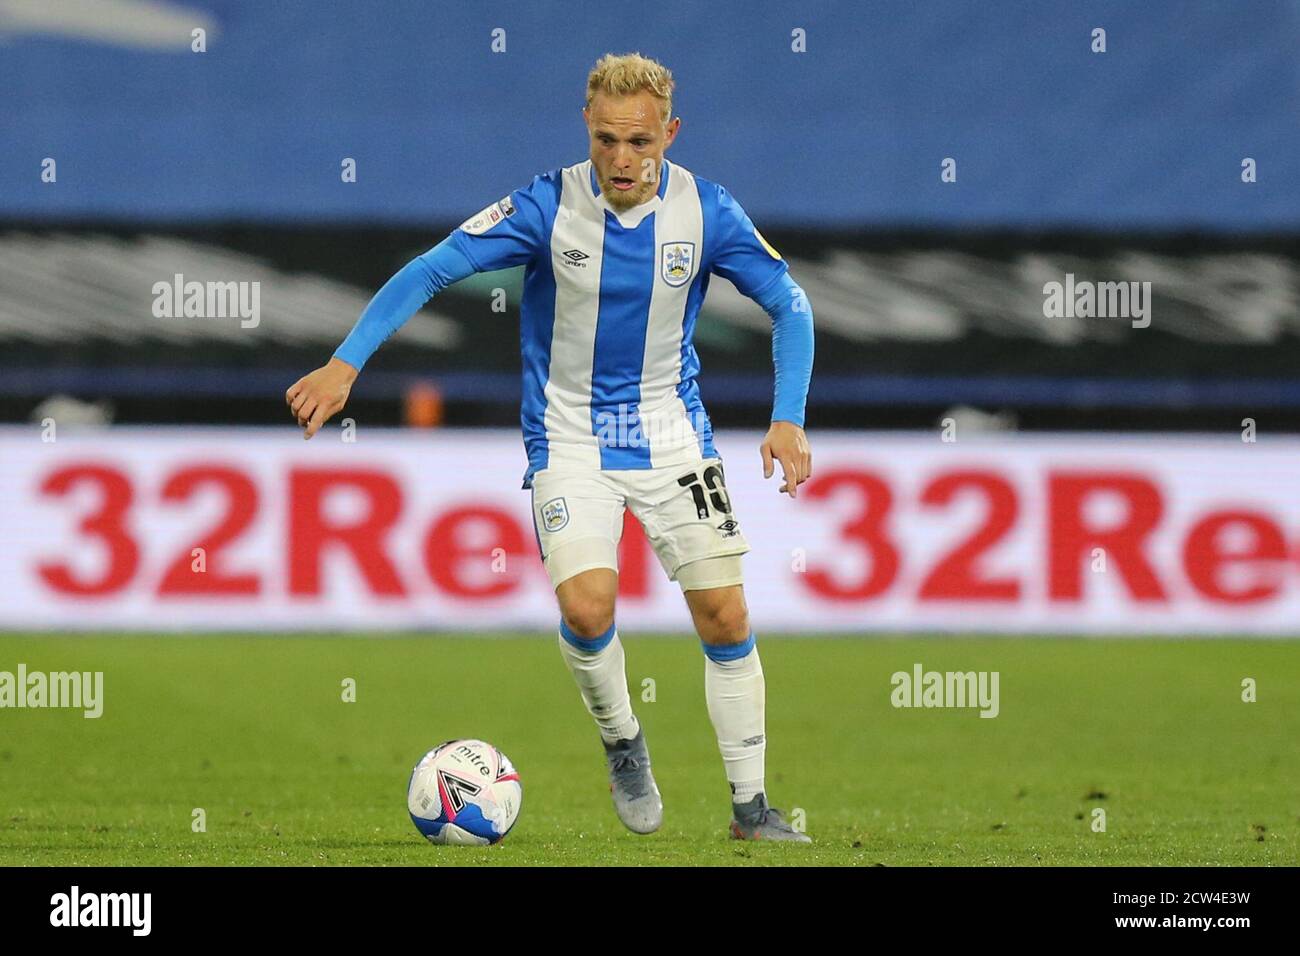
[760,421,812,498]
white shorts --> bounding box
[529,457,750,590]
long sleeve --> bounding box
[333,237,477,371]
[698,179,814,426]
[334,172,559,370]
[753,271,814,427]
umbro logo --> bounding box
[717,519,740,538]
[560,249,590,268]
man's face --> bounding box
[584,90,680,211]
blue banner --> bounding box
[2,0,1296,229]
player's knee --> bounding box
[559,589,615,638]
[561,602,615,640]
[694,593,750,645]
[556,571,617,639]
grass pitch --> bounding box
[1,633,1297,866]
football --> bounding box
[407,739,523,845]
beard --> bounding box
[597,172,658,211]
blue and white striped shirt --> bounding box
[336,158,813,487]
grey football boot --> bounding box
[729,793,812,843]
[602,727,663,834]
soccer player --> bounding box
[285,53,814,842]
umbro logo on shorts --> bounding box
[716,518,740,538]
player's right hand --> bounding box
[285,357,358,439]
[760,420,812,499]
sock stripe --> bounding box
[559,618,617,652]
[701,630,756,662]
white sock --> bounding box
[704,638,766,804]
[557,622,639,744]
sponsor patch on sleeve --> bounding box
[459,194,517,236]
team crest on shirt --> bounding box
[540,497,569,532]
[459,194,517,236]
[660,241,696,287]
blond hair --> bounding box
[585,52,674,123]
